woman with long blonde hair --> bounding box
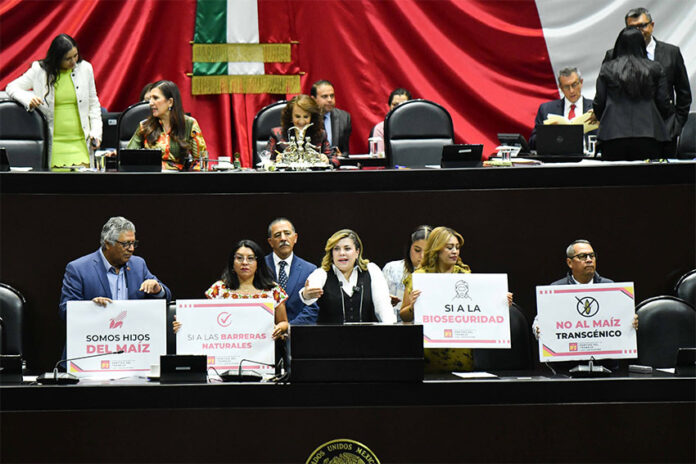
[401,226,512,372]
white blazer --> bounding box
[6,60,103,165]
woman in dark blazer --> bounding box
[593,27,673,161]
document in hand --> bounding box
[176,299,275,374]
[536,283,638,362]
[66,300,167,378]
[413,273,510,349]
[544,111,599,134]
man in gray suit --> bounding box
[311,80,352,155]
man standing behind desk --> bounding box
[604,7,691,156]
[59,216,171,320]
[265,218,318,324]
[311,80,352,155]
[529,67,594,149]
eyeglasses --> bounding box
[630,22,652,30]
[560,80,581,91]
[115,240,139,249]
[234,255,256,263]
[571,252,596,260]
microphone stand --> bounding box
[37,350,125,385]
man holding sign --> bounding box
[59,216,171,319]
[534,239,638,369]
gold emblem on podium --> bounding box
[306,439,380,464]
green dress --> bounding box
[52,69,89,168]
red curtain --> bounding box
[1,0,558,165]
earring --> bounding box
[168,106,173,112]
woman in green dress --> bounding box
[6,33,103,170]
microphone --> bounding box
[220,358,274,383]
[37,350,125,385]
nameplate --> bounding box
[536,283,638,362]
[176,299,275,374]
[413,273,510,348]
[66,300,166,378]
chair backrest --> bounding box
[251,100,287,166]
[473,303,533,371]
[167,302,177,355]
[676,112,696,158]
[117,102,151,152]
[384,99,454,168]
[0,99,48,169]
[0,283,26,355]
[675,269,696,307]
[636,295,696,367]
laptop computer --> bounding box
[441,144,483,168]
[534,125,584,162]
[159,354,207,384]
[118,149,162,172]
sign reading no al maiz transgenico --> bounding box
[536,282,637,362]
[413,273,510,349]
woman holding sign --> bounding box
[400,226,513,372]
[173,240,289,339]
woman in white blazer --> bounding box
[6,33,102,169]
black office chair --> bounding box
[384,99,454,168]
[676,112,695,159]
[0,283,26,356]
[473,303,533,371]
[167,302,177,355]
[117,101,150,152]
[0,99,49,170]
[675,269,696,307]
[250,100,286,166]
[636,295,696,368]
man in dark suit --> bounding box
[529,67,594,149]
[311,80,352,154]
[59,216,171,320]
[603,7,692,155]
[265,218,318,324]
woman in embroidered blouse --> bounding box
[300,229,396,324]
[127,80,207,171]
[174,240,289,339]
[266,94,337,167]
[382,225,431,321]
[6,33,102,170]
[400,226,513,372]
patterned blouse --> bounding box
[205,280,288,309]
[127,115,207,171]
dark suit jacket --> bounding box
[529,97,594,149]
[265,253,318,325]
[329,108,352,154]
[59,249,172,320]
[604,39,692,138]
[593,59,673,142]
[551,272,613,286]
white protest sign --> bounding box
[536,282,637,362]
[413,273,510,348]
[66,299,166,378]
[176,299,275,373]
